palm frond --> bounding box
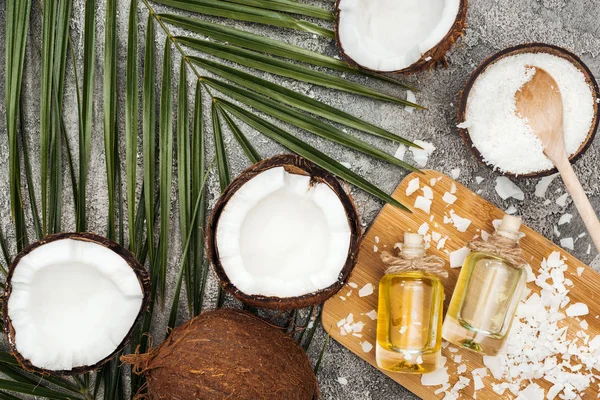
[179,36,417,107]
[40,0,58,235]
[205,77,418,171]
[218,106,262,164]
[158,38,174,298]
[190,57,420,144]
[191,82,207,316]
[126,0,139,253]
[218,0,333,20]
[143,12,157,277]
[160,13,414,89]
[103,0,118,240]
[176,61,192,311]
[5,0,31,251]
[77,0,96,232]
[217,99,409,210]
[151,0,333,37]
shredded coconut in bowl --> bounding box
[461,52,595,175]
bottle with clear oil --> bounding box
[442,214,526,356]
[376,233,446,374]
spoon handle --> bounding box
[555,155,600,253]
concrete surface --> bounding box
[2,0,600,399]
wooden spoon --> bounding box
[516,66,600,252]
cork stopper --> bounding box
[402,233,425,257]
[497,214,522,241]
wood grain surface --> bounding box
[322,170,599,399]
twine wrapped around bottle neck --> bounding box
[380,250,448,278]
[468,233,526,268]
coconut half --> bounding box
[207,155,360,309]
[335,0,467,73]
[3,233,150,375]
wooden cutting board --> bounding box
[322,170,599,399]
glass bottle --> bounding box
[442,215,526,356]
[376,233,444,373]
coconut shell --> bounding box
[457,43,600,178]
[334,0,468,74]
[122,308,319,400]
[206,154,361,310]
[2,232,151,376]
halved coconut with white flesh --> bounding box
[207,155,360,309]
[3,233,150,375]
[335,0,468,73]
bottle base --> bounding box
[442,319,504,356]
[376,343,441,374]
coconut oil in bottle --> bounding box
[442,215,526,356]
[376,233,445,373]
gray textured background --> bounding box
[2,0,600,399]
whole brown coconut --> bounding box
[122,309,319,400]
[335,0,468,74]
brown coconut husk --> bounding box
[334,0,468,74]
[122,309,320,400]
[457,43,600,178]
[206,154,361,310]
[3,232,151,376]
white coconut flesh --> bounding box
[7,239,143,371]
[338,0,460,71]
[216,167,352,298]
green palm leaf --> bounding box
[176,61,193,311]
[5,0,31,250]
[104,0,118,240]
[151,0,333,37]
[77,0,96,232]
[178,36,417,107]
[190,57,420,144]
[216,99,409,211]
[218,106,262,163]
[160,13,414,89]
[40,0,58,235]
[126,0,139,253]
[205,77,418,171]
[218,0,333,20]
[191,82,207,315]
[158,38,174,298]
[0,379,81,400]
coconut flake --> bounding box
[414,196,432,214]
[421,367,449,386]
[418,222,430,236]
[535,174,558,197]
[405,91,417,113]
[495,177,524,200]
[475,176,485,184]
[556,193,569,207]
[558,213,573,225]
[566,303,589,317]
[406,177,420,196]
[360,341,373,353]
[450,246,470,268]
[366,310,378,320]
[442,192,457,205]
[451,168,461,179]
[410,140,436,168]
[358,283,374,297]
[394,144,406,161]
[337,377,348,385]
[560,237,574,251]
[421,186,434,200]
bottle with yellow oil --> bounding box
[442,214,526,356]
[376,233,446,374]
